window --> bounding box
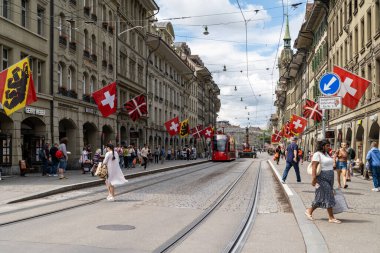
[348,0,352,20]
[91,34,96,55]
[35,60,42,92]
[59,14,64,36]
[129,60,135,81]
[90,76,95,93]
[360,18,365,49]
[102,4,106,20]
[82,73,88,94]
[354,26,358,54]
[120,52,127,75]
[2,48,9,71]
[91,0,96,14]
[21,0,28,27]
[67,67,72,90]
[2,0,9,18]
[84,29,89,51]
[102,42,106,61]
[68,21,75,42]
[108,46,112,64]
[37,7,44,35]
[58,63,62,87]
[367,9,372,42]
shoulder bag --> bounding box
[307,152,321,176]
[95,162,108,179]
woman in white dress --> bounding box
[102,144,128,201]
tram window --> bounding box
[213,139,226,151]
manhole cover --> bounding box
[97,225,136,231]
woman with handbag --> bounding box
[103,144,128,201]
[305,140,341,224]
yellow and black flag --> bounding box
[179,118,190,138]
[0,57,37,115]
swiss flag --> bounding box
[289,114,307,134]
[282,121,293,139]
[201,126,214,139]
[191,125,203,139]
[92,82,117,117]
[164,116,180,136]
[271,130,283,143]
[333,66,371,110]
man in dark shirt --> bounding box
[49,143,59,176]
[281,137,301,183]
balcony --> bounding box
[83,50,90,59]
[67,89,78,99]
[58,86,68,96]
[69,41,76,51]
[84,6,90,16]
[91,14,97,22]
[102,60,107,68]
[102,22,108,30]
[69,0,77,6]
[59,35,67,47]
[82,94,95,104]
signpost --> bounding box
[319,73,341,139]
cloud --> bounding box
[155,0,306,128]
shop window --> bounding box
[0,133,12,166]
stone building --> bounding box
[273,0,380,162]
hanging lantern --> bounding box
[203,26,209,35]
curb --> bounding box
[267,160,329,253]
[7,160,210,204]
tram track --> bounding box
[0,161,235,227]
[153,160,261,253]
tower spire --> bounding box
[283,14,291,48]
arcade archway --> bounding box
[21,117,46,167]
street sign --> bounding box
[319,73,341,96]
[319,96,342,110]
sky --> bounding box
[155,0,308,129]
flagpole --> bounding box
[322,109,326,139]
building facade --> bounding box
[0,0,221,174]
[274,0,380,162]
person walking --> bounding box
[366,141,380,192]
[141,144,149,170]
[186,146,191,161]
[154,146,159,164]
[40,143,50,176]
[305,140,341,224]
[281,137,301,183]
[347,145,356,181]
[160,146,165,164]
[58,138,68,179]
[49,143,59,176]
[334,142,349,189]
[125,145,134,169]
[102,144,128,201]
[167,147,172,160]
[274,146,281,165]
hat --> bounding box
[291,136,298,141]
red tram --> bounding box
[212,134,236,161]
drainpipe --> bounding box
[49,0,55,143]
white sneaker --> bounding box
[371,188,379,192]
[107,196,115,201]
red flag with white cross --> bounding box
[289,114,307,134]
[282,121,293,139]
[92,82,117,117]
[271,130,283,143]
[201,126,214,139]
[333,66,371,110]
[191,125,203,139]
[164,116,180,136]
[124,94,147,121]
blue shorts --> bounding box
[58,159,67,171]
[336,161,348,170]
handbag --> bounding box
[95,162,108,179]
[307,152,321,176]
[333,189,349,214]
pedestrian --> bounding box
[347,145,356,181]
[102,144,128,201]
[49,143,59,176]
[39,143,50,176]
[366,141,380,192]
[274,146,281,165]
[58,137,68,179]
[167,146,172,160]
[154,146,159,163]
[334,142,349,189]
[91,149,102,176]
[80,147,91,174]
[281,137,301,183]
[125,145,134,169]
[186,146,190,161]
[160,146,165,164]
[116,145,124,169]
[305,139,341,224]
[140,144,149,170]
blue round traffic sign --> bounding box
[319,73,341,96]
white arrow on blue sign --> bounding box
[319,73,341,96]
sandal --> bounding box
[305,211,314,221]
[328,219,342,224]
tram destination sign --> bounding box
[318,96,342,110]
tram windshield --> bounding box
[213,138,227,152]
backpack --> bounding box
[55,150,64,159]
[348,148,355,160]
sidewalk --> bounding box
[0,158,209,205]
[271,156,380,253]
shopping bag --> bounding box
[333,189,349,214]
